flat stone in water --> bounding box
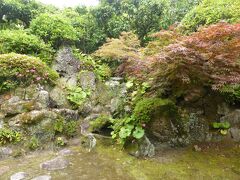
[40,157,69,171]
[10,172,28,180]
[31,175,52,180]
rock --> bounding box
[52,109,79,121]
[52,47,81,78]
[84,114,101,122]
[9,110,58,127]
[0,147,13,158]
[217,103,230,116]
[79,102,93,117]
[31,175,52,180]
[36,90,49,109]
[58,149,73,156]
[49,86,70,108]
[0,166,9,176]
[10,172,28,180]
[0,118,3,129]
[138,136,155,157]
[1,100,35,116]
[220,109,240,126]
[40,157,69,171]
[78,71,96,91]
[230,127,240,142]
[81,133,97,152]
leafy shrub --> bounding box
[220,85,240,104]
[0,29,54,64]
[111,117,145,144]
[0,53,59,93]
[180,0,240,33]
[143,30,180,56]
[111,98,178,144]
[94,32,140,61]
[54,118,78,138]
[30,13,78,48]
[67,86,91,108]
[73,50,112,80]
[152,23,240,102]
[0,128,22,145]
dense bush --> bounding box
[180,0,240,33]
[0,53,59,93]
[152,23,240,102]
[0,29,54,64]
[30,13,78,48]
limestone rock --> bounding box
[9,110,58,127]
[52,47,81,78]
[229,127,240,142]
[52,109,79,121]
[0,147,13,158]
[78,71,96,91]
[10,172,28,180]
[49,86,70,108]
[220,109,240,126]
[40,157,69,171]
[1,99,35,116]
[36,90,49,109]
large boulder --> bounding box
[220,109,240,126]
[78,71,96,91]
[52,47,81,87]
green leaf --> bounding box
[119,124,134,139]
[132,126,145,139]
[126,81,134,89]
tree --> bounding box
[29,13,78,49]
[180,0,240,33]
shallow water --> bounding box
[0,140,240,180]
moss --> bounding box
[89,115,111,132]
[133,98,179,123]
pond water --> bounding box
[0,139,240,180]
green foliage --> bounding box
[0,128,22,145]
[111,117,145,144]
[28,136,40,150]
[54,118,78,138]
[54,118,65,134]
[0,53,59,93]
[180,0,240,33]
[212,122,231,129]
[0,0,55,27]
[73,50,112,80]
[64,121,78,137]
[67,86,90,107]
[220,85,240,105]
[0,29,54,64]
[55,137,66,146]
[94,32,140,62]
[30,13,78,48]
